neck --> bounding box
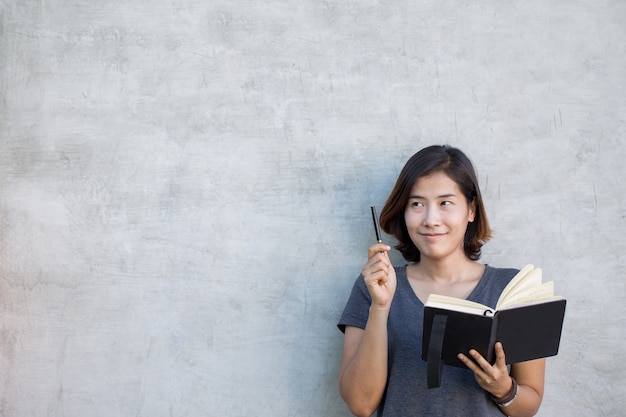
[413,254,479,283]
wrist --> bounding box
[491,377,518,408]
[491,377,514,400]
[369,304,392,315]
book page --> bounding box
[497,281,556,310]
[498,295,565,312]
[424,265,559,315]
[496,265,542,308]
[425,294,492,316]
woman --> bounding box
[338,145,545,417]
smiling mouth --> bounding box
[420,232,446,239]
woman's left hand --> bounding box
[457,342,512,399]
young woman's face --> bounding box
[404,171,475,262]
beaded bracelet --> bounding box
[492,377,518,408]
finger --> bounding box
[362,261,389,283]
[362,257,389,277]
[363,256,390,277]
[468,349,493,372]
[364,265,387,280]
[367,243,391,258]
[493,342,507,369]
[457,353,482,374]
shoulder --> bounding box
[394,265,407,276]
[484,265,520,285]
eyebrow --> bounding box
[408,193,458,199]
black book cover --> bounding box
[421,298,566,368]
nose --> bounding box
[422,205,441,227]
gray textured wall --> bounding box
[1,1,624,416]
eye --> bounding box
[441,200,453,206]
[410,201,424,208]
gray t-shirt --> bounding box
[338,264,518,417]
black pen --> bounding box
[371,206,383,244]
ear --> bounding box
[468,198,476,223]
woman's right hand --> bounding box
[362,243,397,309]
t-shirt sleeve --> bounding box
[337,275,372,333]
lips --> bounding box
[420,232,446,240]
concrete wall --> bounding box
[1,1,624,416]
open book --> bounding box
[425,264,562,315]
[421,265,566,388]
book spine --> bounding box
[488,313,500,363]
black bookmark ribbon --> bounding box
[427,314,447,388]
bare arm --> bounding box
[339,316,389,416]
[339,244,396,417]
[503,358,545,417]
